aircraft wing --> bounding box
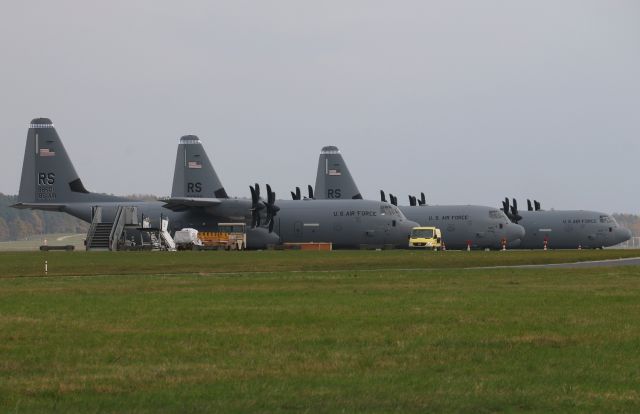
[10,203,66,211]
[159,197,223,211]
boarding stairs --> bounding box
[86,206,139,251]
[135,215,176,251]
[87,222,113,250]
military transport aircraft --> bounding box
[306,146,526,250]
[501,198,631,249]
[166,135,419,248]
[13,119,279,249]
[13,118,417,249]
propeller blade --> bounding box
[380,190,386,203]
[308,185,314,200]
[420,192,426,206]
[266,184,273,204]
[249,185,261,228]
[261,184,280,232]
[527,199,533,211]
[509,199,522,223]
[291,186,301,200]
[250,185,257,203]
[534,200,541,211]
[409,195,416,206]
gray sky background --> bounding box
[1,1,638,213]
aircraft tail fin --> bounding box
[15,118,124,208]
[314,146,362,200]
[171,135,228,198]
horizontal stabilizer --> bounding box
[11,202,66,211]
[159,197,222,211]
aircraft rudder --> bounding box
[171,135,228,198]
[314,146,362,200]
[17,118,88,205]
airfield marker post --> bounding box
[467,240,471,252]
[45,260,48,275]
[543,237,548,251]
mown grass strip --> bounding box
[1,249,639,278]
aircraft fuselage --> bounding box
[399,205,525,249]
[514,210,631,249]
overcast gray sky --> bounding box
[1,1,638,213]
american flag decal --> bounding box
[39,148,55,157]
[328,169,341,176]
[188,161,202,169]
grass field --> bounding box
[0,249,639,278]
[1,251,639,413]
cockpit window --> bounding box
[490,210,509,221]
[380,205,402,217]
[599,215,615,224]
[489,210,502,220]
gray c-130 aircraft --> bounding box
[13,118,279,249]
[13,118,416,249]
[307,146,526,249]
[167,136,419,248]
[501,198,631,249]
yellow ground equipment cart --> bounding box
[199,223,247,250]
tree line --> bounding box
[0,193,157,241]
[0,193,88,241]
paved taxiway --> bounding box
[475,256,640,270]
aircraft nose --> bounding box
[507,223,526,242]
[618,227,632,243]
[399,220,419,245]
